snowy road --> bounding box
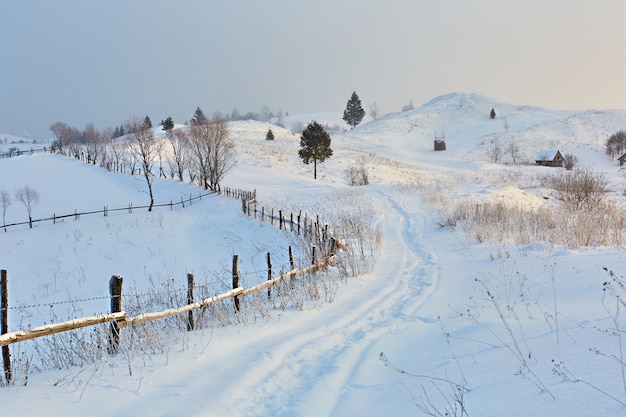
[187,189,442,417]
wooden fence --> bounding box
[0,186,256,232]
[0,244,336,382]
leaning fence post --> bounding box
[232,255,240,312]
[1,270,11,385]
[266,252,272,300]
[279,210,283,230]
[108,275,123,354]
[187,273,195,331]
[312,246,317,265]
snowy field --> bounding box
[1,92,626,416]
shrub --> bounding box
[344,159,370,186]
[548,168,608,211]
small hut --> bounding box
[434,132,446,151]
[534,150,563,167]
[618,153,626,166]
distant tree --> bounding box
[489,137,502,163]
[369,102,380,120]
[401,100,414,112]
[168,128,189,181]
[490,107,496,119]
[191,107,208,126]
[144,115,153,128]
[275,110,285,128]
[119,125,125,137]
[605,130,626,159]
[563,153,579,170]
[15,185,40,228]
[83,122,103,165]
[298,121,333,179]
[291,120,305,134]
[506,137,520,164]
[261,105,271,122]
[186,116,234,190]
[126,118,162,211]
[343,91,366,128]
[49,122,81,155]
[230,108,241,121]
[265,128,275,140]
[1,190,11,232]
[162,116,175,131]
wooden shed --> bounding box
[535,150,563,167]
[618,153,626,166]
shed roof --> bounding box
[535,150,561,161]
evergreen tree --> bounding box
[144,115,153,128]
[191,106,208,125]
[162,116,175,131]
[298,121,333,179]
[490,107,496,119]
[343,91,366,128]
[265,128,275,140]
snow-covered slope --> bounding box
[1,92,626,417]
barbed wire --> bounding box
[0,262,308,312]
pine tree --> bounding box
[490,107,496,119]
[162,116,174,131]
[343,91,366,128]
[191,107,208,125]
[298,121,333,179]
[144,115,153,128]
[265,128,275,140]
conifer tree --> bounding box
[490,107,496,119]
[298,121,333,179]
[162,116,174,131]
[144,115,153,128]
[191,106,208,126]
[343,91,366,128]
[265,128,275,140]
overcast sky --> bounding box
[2,0,626,139]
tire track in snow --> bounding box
[135,189,440,417]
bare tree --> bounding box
[168,128,189,181]
[260,105,271,122]
[15,185,40,228]
[507,137,520,164]
[550,168,608,211]
[489,137,502,163]
[126,118,163,211]
[1,190,11,232]
[186,116,234,190]
[83,123,103,165]
[369,102,380,120]
[49,122,81,156]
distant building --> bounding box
[434,132,446,151]
[618,153,626,166]
[535,150,563,167]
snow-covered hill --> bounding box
[1,92,626,416]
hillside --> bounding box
[1,92,626,416]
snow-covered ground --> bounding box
[1,92,626,416]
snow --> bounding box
[1,92,626,416]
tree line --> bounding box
[50,109,234,211]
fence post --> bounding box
[266,252,272,300]
[187,273,195,331]
[312,246,317,265]
[279,210,283,230]
[232,255,240,312]
[1,270,11,385]
[108,275,123,354]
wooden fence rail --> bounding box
[0,247,335,353]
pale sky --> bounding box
[2,0,626,139]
